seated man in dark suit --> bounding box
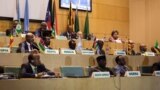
[17,33,39,53]
[6,21,18,36]
[20,50,55,78]
[89,55,115,76]
[61,25,77,40]
[95,40,105,55]
[35,22,47,38]
[114,55,130,76]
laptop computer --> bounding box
[60,66,85,78]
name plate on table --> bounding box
[61,49,76,55]
[0,47,10,53]
[125,71,141,77]
[144,52,155,56]
[153,71,160,76]
[44,49,59,54]
[114,50,126,55]
[92,72,110,78]
[81,50,95,55]
[56,36,67,40]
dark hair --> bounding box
[115,55,122,64]
[96,55,106,62]
[68,39,76,50]
[111,30,119,36]
[0,66,4,74]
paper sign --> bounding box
[61,49,76,55]
[44,49,59,54]
[81,50,95,55]
[114,50,126,55]
[0,47,10,53]
[153,71,160,76]
[92,72,110,78]
[125,71,141,77]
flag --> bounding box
[9,35,14,48]
[14,0,22,34]
[53,0,58,35]
[45,0,55,37]
[15,0,22,34]
[24,0,29,33]
[74,5,79,33]
[67,2,74,27]
[155,40,159,48]
[38,38,45,52]
[84,11,89,39]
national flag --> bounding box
[14,0,22,34]
[155,40,159,48]
[45,0,55,37]
[84,10,89,39]
[9,35,14,48]
[24,0,29,33]
[67,2,74,27]
[53,0,58,35]
[74,4,79,33]
[38,38,45,52]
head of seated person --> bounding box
[139,44,147,53]
[40,22,47,30]
[42,36,52,49]
[25,33,34,43]
[109,30,122,43]
[68,39,76,50]
[114,55,129,76]
[77,31,83,39]
[128,40,136,55]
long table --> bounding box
[0,77,159,90]
[0,36,140,54]
[0,53,159,71]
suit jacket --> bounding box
[20,63,54,78]
[6,28,16,36]
[62,31,77,39]
[17,41,39,53]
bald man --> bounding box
[17,33,39,53]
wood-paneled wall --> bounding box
[0,0,129,38]
[129,0,160,48]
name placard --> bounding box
[44,49,59,54]
[61,49,76,55]
[92,72,110,78]
[0,47,10,53]
[145,52,155,56]
[125,71,141,77]
[153,71,160,76]
[114,50,126,55]
[81,50,95,55]
[56,36,67,40]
